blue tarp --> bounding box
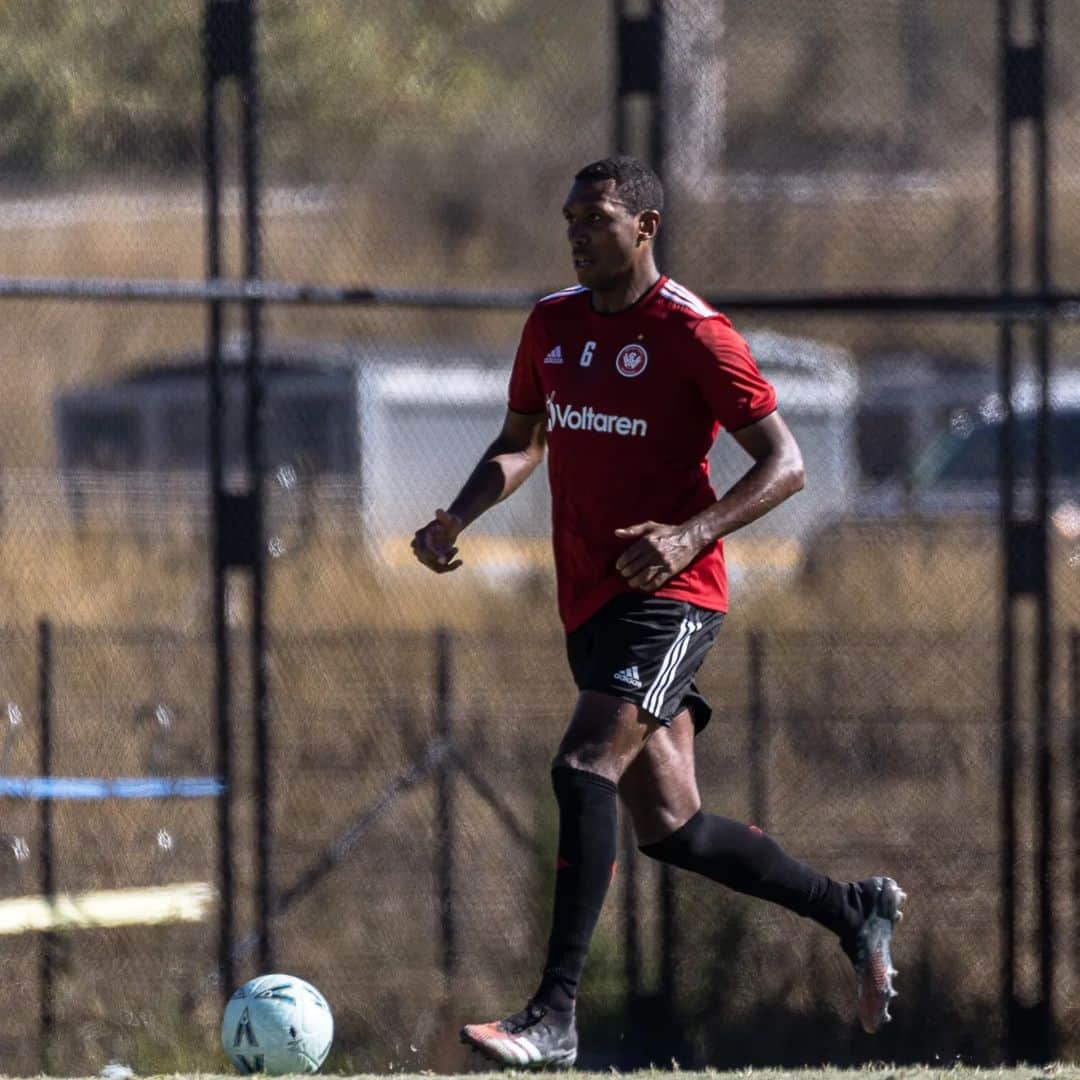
[0,776,225,799]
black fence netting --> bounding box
[0,0,1079,1075]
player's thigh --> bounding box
[554,690,658,782]
[564,594,724,733]
[618,706,701,845]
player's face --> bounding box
[562,179,650,289]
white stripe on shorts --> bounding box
[641,616,702,718]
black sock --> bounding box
[639,811,866,947]
[533,765,618,1014]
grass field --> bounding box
[12,1070,1080,1080]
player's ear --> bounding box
[637,209,660,243]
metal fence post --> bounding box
[435,627,457,989]
[617,0,677,1026]
[614,0,665,263]
[204,0,237,1002]
[204,0,269,985]
[659,862,677,1005]
[998,0,1054,1060]
[37,618,55,1074]
[748,631,768,830]
[1071,628,1079,990]
[239,0,273,978]
[621,814,640,1003]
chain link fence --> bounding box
[0,0,1078,1074]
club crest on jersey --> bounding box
[615,343,648,378]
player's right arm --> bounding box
[413,306,549,574]
[410,407,547,574]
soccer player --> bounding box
[411,155,904,1069]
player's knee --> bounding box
[620,764,701,846]
[635,812,704,864]
[639,812,782,876]
[552,746,622,782]
[637,809,707,864]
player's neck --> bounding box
[589,260,662,314]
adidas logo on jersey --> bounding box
[613,665,642,689]
[543,345,564,364]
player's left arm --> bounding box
[614,411,804,591]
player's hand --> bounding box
[614,520,700,591]
[411,509,464,573]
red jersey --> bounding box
[507,275,777,632]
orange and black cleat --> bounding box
[851,875,906,1033]
[460,1000,578,1070]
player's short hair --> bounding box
[574,155,664,215]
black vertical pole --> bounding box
[609,0,639,984]
[621,814,640,1003]
[642,11,675,999]
[648,0,666,235]
[614,2,677,1021]
[435,628,457,988]
[238,0,272,976]
[614,0,665,187]
[604,231,638,1012]
[659,857,677,1009]
[652,0,674,953]
[37,618,55,1075]
[615,0,676,1022]
[1071,628,1080,989]
[999,0,1053,1058]
[997,0,1018,1057]
[621,810,641,1073]
[204,0,235,1003]
[1030,0,1054,1043]
[748,632,768,830]
[613,0,627,157]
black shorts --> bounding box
[565,593,724,732]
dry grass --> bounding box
[1,513,1074,1072]
[5,511,1075,641]
[6,1071,1080,1080]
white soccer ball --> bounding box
[221,973,334,1075]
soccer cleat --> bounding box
[460,1001,578,1069]
[851,875,906,1034]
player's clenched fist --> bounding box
[411,508,464,572]
[614,520,700,591]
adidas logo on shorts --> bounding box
[613,665,642,689]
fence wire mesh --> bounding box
[0,0,1078,1075]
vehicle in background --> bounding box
[53,342,365,540]
[52,339,503,542]
[858,371,1079,506]
[853,352,997,500]
[852,370,1080,555]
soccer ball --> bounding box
[221,973,334,1074]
